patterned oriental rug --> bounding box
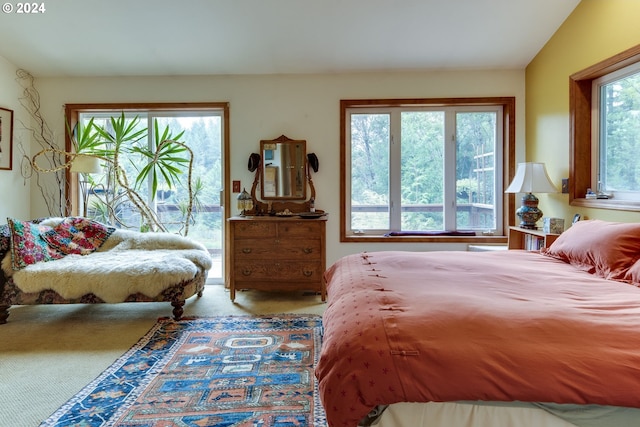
[40,315,326,427]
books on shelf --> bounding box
[524,233,545,251]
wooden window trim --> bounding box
[569,44,640,211]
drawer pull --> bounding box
[303,270,313,277]
[242,269,252,276]
[242,248,252,254]
[303,248,313,254]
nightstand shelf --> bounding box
[508,226,560,250]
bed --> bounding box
[315,219,640,427]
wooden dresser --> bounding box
[228,216,327,301]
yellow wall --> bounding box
[526,0,640,223]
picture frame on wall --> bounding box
[0,107,13,171]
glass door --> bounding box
[78,109,224,281]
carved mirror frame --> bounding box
[249,135,317,214]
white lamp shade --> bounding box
[70,155,102,174]
[505,162,558,194]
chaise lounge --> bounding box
[0,217,212,324]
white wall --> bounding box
[0,57,30,221]
[31,70,525,265]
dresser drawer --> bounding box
[233,221,277,238]
[277,221,322,238]
[234,261,323,282]
[234,239,322,259]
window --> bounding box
[65,103,228,278]
[570,44,640,211]
[593,62,640,201]
[341,98,515,241]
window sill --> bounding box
[341,235,508,244]
[570,198,640,212]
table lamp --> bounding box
[505,162,558,229]
[236,188,253,216]
[70,154,102,217]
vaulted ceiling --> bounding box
[0,0,580,77]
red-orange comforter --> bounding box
[315,251,640,427]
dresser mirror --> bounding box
[260,136,306,200]
[248,134,319,215]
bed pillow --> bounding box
[621,259,640,286]
[1,218,50,258]
[42,217,115,255]
[541,219,640,280]
[7,218,65,270]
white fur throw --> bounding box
[1,225,212,303]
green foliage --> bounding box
[68,117,105,153]
[350,109,498,231]
[91,113,147,157]
[131,120,187,201]
[601,72,640,192]
[400,111,444,205]
[68,112,195,233]
[350,113,390,204]
[76,113,188,191]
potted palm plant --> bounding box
[67,113,197,235]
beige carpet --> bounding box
[0,284,326,427]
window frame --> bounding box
[592,60,640,201]
[340,97,516,243]
[570,44,640,211]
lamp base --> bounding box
[516,193,543,229]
